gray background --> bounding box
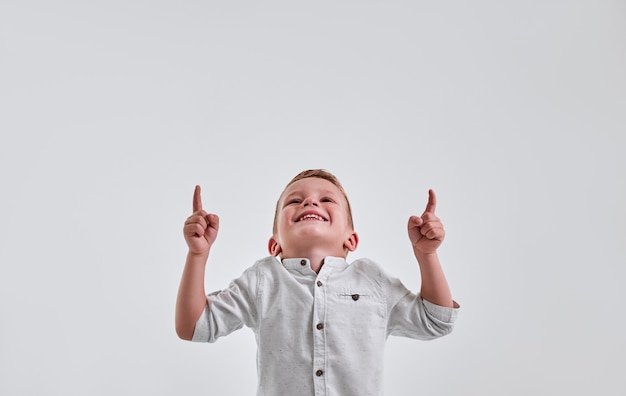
[1,1,624,395]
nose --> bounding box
[303,197,318,207]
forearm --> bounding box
[414,250,455,308]
[175,251,210,340]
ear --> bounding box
[343,231,359,252]
[268,236,282,256]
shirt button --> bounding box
[300,260,306,266]
[316,280,323,287]
[351,294,360,301]
[316,369,324,377]
[316,323,324,330]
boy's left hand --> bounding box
[407,189,445,254]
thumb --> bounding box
[206,213,220,230]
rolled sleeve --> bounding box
[423,298,460,322]
[191,266,260,343]
[191,304,211,342]
[388,292,460,339]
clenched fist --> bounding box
[183,185,219,255]
[407,189,445,255]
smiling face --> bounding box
[269,174,358,259]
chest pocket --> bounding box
[329,288,386,331]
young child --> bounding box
[175,169,459,395]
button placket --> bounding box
[312,269,330,394]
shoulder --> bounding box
[348,257,404,288]
[253,255,281,268]
[225,256,279,282]
[223,257,280,296]
[348,257,386,277]
[245,256,283,276]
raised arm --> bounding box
[175,185,220,340]
[407,189,455,308]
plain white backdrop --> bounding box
[1,1,624,395]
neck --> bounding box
[307,254,326,273]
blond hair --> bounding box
[272,169,354,234]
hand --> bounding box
[183,185,219,255]
[407,189,445,254]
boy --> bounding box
[176,169,459,395]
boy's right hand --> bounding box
[183,185,219,255]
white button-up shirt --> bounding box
[192,256,459,396]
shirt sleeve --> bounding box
[191,265,260,343]
[384,274,460,340]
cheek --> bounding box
[276,213,292,234]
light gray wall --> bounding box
[1,1,624,394]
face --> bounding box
[269,177,357,257]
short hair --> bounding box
[272,169,354,234]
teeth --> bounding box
[299,214,325,222]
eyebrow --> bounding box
[284,188,338,197]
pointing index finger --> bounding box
[193,185,203,212]
[423,189,437,214]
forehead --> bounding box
[281,177,343,198]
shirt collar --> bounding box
[281,256,348,274]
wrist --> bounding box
[187,249,210,261]
[413,250,439,263]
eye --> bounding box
[320,197,334,203]
[287,199,301,205]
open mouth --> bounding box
[297,213,328,222]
